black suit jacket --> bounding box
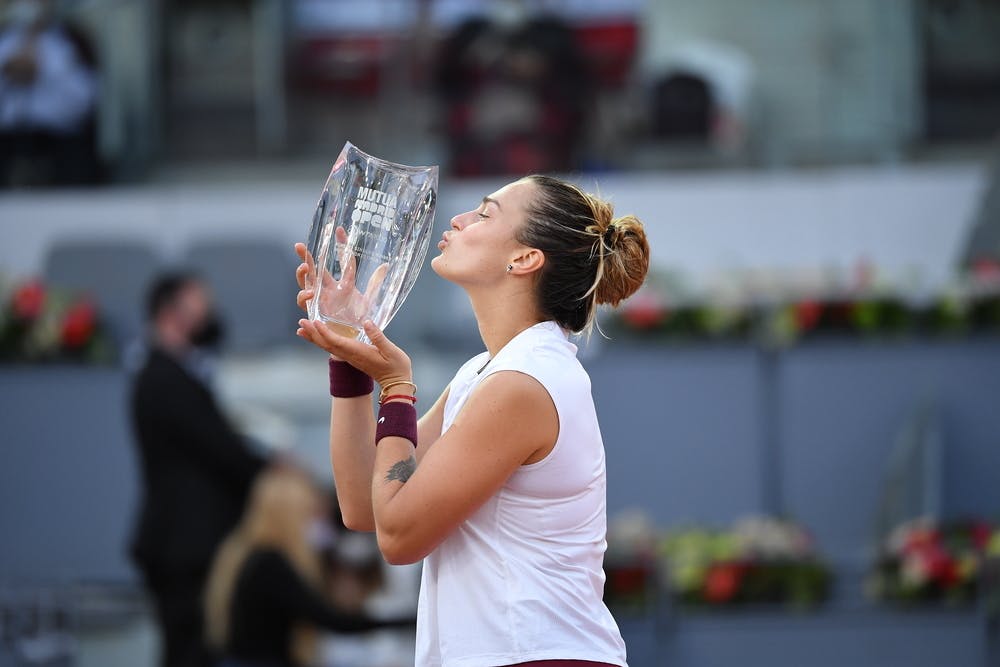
[128,346,267,579]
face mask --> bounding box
[7,0,44,27]
[189,311,225,349]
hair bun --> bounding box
[520,174,651,334]
[593,212,649,307]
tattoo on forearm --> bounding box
[385,456,417,484]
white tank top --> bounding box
[414,320,628,667]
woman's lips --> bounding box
[438,231,450,249]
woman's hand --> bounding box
[297,318,412,389]
[294,235,389,321]
[294,241,322,313]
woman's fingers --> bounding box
[297,318,343,355]
[335,226,350,272]
[296,288,314,312]
[341,254,357,292]
[298,318,373,362]
[304,244,317,272]
[296,318,410,384]
[295,243,319,293]
[313,320,370,358]
[295,242,317,276]
[362,320,399,358]
[295,262,311,290]
[364,262,389,298]
[321,266,337,290]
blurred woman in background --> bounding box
[204,466,410,667]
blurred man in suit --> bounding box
[129,272,270,667]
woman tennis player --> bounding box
[294,174,649,667]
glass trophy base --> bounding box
[318,319,361,339]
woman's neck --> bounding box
[468,287,544,357]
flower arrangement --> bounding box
[867,517,1000,605]
[608,261,1000,345]
[0,278,113,364]
[659,516,831,608]
[603,512,831,611]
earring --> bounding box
[506,264,513,273]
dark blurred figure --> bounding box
[129,272,270,667]
[963,138,1000,267]
[0,0,102,187]
[204,467,412,667]
[650,72,713,141]
[646,41,755,154]
[434,10,590,176]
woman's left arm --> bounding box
[371,369,556,564]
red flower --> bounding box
[970,258,1000,284]
[970,521,993,551]
[621,290,667,330]
[902,526,941,556]
[61,300,96,349]
[704,562,743,603]
[608,564,651,596]
[11,280,46,321]
[926,547,959,589]
[794,301,823,331]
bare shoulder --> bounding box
[449,369,558,463]
[477,368,552,405]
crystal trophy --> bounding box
[304,142,438,342]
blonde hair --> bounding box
[518,175,650,334]
[203,468,325,667]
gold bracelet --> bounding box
[379,380,417,403]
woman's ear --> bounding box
[508,248,545,276]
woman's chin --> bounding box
[430,255,460,284]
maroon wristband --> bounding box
[375,400,418,447]
[328,358,373,398]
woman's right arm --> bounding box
[328,383,448,531]
[295,244,378,531]
[329,393,378,531]
[296,243,447,530]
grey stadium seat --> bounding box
[43,239,162,347]
[184,238,300,352]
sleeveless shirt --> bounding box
[414,321,628,667]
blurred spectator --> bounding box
[322,532,384,620]
[204,467,412,667]
[128,271,270,667]
[651,72,713,141]
[649,40,755,153]
[433,5,590,176]
[0,0,101,186]
[318,530,415,667]
[963,138,1000,266]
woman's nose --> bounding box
[450,215,463,231]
